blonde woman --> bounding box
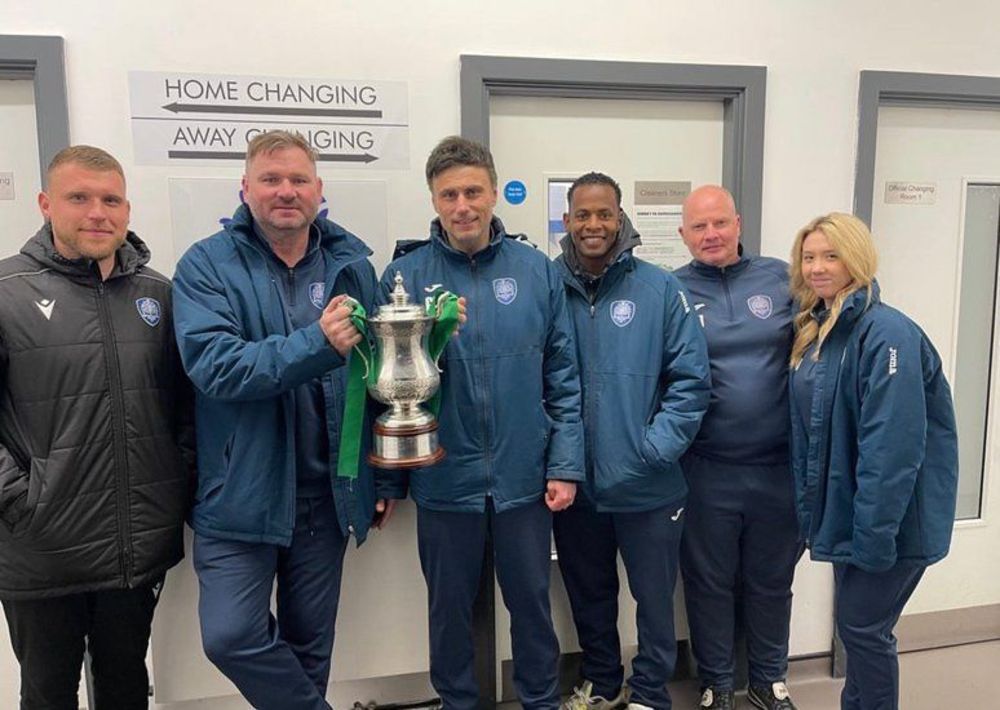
[788,213,958,710]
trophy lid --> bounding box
[370,272,430,322]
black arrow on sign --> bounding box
[167,150,379,163]
[162,102,383,119]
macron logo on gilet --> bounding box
[35,298,55,320]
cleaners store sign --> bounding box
[128,71,409,168]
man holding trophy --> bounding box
[377,136,585,710]
[173,130,389,710]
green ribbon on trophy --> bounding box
[336,288,461,479]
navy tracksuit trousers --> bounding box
[834,561,925,710]
[194,495,348,710]
[553,500,686,710]
[680,452,801,690]
[417,498,560,710]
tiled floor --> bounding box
[500,640,1000,708]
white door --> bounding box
[870,104,1000,616]
[0,79,42,253]
[488,94,836,686]
[0,77,46,710]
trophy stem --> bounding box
[393,401,419,419]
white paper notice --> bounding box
[547,179,573,250]
[632,181,691,270]
[0,172,13,201]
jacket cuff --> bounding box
[851,548,896,574]
[546,469,585,482]
[306,321,346,369]
[375,469,408,500]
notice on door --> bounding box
[0,172,13,200]
[547,178,573,250]
[884,181,937,205]
[129,72,409,168]
[632,181,691,270]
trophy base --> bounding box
[368,420,446,469]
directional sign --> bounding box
[129,72,409,168]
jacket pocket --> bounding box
[640,425,668,471]
[25,458,45,509]
[194,433,233,503]
[196,476,225,505]
[222,434,235,472]
[7,458,46,538]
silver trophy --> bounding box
[366,272,446,468]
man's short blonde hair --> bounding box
[46,145,125,187]
[245,130,318,169]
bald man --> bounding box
[673,186,801,710]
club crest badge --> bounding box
[493,277,517,305]
[747,294,773,320]
[309,282,326,309]
[136,297,161,327]
[610,300,636,327]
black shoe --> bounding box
[698,687,734,709]
[747,682,798,710]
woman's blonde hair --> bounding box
[789,212,878,367]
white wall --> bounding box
[1,1,996,273]
[3,0,1000,705]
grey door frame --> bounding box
[460,55,766,703]
[854,70,1000,224]
[460,54,767,254]
[0,35,69,185]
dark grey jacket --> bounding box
[0,226,192,599]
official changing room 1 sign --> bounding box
[128,71,409,168]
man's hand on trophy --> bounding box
[321,294,363,357]
[373,498,398,529]
[453,296,468,336]
[545,480,577,512]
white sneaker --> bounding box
[561,681,630,710]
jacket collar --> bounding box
[685,247,750,278]
[814,280,880,326]
[226,203,373,263]
[21,223,151,280]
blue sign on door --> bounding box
[503,180,527,205]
